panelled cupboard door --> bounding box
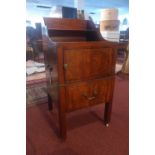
[65,77,114,112]
[64,48,115,81]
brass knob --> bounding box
[64,64,68,70]
[83,93,96,101]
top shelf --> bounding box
[43,18,104,42]
[44,18,96,31]
[47,28,97,32]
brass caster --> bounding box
[106,123,109,127]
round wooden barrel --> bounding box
[100,8,118,20]
[100,20,120,31]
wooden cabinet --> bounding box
[42,18,117,139]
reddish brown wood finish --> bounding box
[43,18,87,30]
[64,47,115,81]
[65,77,114,112]
[42,18,117,139]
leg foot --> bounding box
[106,123,109,127]
[104,102,112,125]
[59,112,67,140]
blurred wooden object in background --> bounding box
[121,45,129,74]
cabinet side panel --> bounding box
[44,42,59,104]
